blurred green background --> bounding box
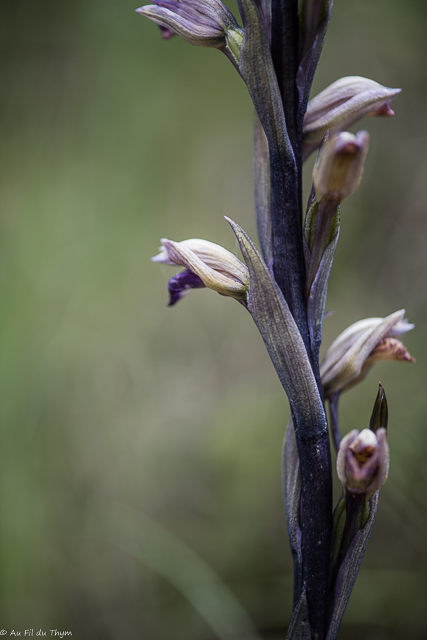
[1,0,427,638]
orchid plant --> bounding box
[138,0,414,637]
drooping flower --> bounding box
[337,428,389,498]
[152,237,249,305]
[313,130,370,205]
[320,310,415,397]
[136,0,243,65]
[303,76,400,160]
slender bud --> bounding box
[152,238,249,304]
[313,130,369,205]
[303,76,400,160]
[136,0,243,64]
[337,428,389,498]
[320,310,414,397]
[369,383,388,434]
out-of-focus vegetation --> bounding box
[1,0,427,638]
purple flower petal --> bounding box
[159,24,176,39]
[153,0,223,29]
[168,269,205,306]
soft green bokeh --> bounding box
[1,1,426,638]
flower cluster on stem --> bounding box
[139,1,412,638]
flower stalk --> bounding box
[140,0,412,637]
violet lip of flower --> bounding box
[136,0,243,62]
[152,237,249,304]
[337,427,389,499]
[303,76,401,160]
[313,130,370,205]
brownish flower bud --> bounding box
[337,428,389,498]
[313,130,370,205]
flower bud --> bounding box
[136,0,243,62]
[320,310,414,397]
[303,76,400,160]
[152,237,249,304]
[313,130,369,205]
[369,383,388,434]
[337,428,389,498]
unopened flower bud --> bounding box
[303,76,400,160]
[337,428,389,498]
[136,0,243,63]
[320,310,414,397]
[313,131,369,205]
[369,383,388,434]
[152,237,249,304]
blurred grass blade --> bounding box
[326,492,379,640]
[286,590,311,639]
[254,115,272,268]
[100,501,263,640]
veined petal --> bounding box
[164,240,248,297]
[153,238,249,282]
[321,310,414,396]
[305,77,399,125]
[303,76,400,160]
[137,5,225,46]
[322,313,413,367]
[152,237,249,302]
[136,0,243,56]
